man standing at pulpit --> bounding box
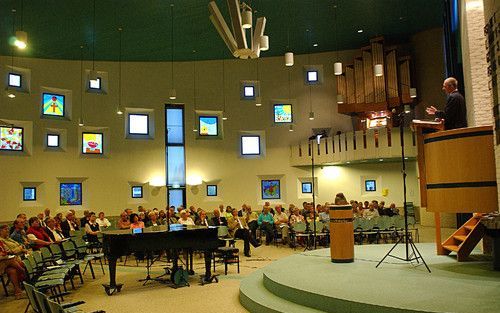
[425,77,467,130]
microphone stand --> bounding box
[376,110,430,272]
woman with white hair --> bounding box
[177,210,195,226]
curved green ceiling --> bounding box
[0,0,443,62]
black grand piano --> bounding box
[101,225,222,295]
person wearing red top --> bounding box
[26,217,52,250]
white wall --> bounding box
[0,31,443,221]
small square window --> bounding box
[365,180,376,192]
[302,182,312,193]
[23,187,36,201]
[244,86,255,98]
[307,71,318,83]
[47,134,60,147]
[207,185,217,196]
[241,135,260,155]
[131,186,143,198]
[89,77,101,90]
[129,114,149,135]
[8,73,22,88]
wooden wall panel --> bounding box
[354,57,365,104]
[385,50,399,107]
[371,38,386,103]
[399,57,412,104]
[346,65,356,105]
[362,49,374,103]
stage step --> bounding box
[240,269,325,313]
[441,214,486,261]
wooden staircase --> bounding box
[441,214,486,261]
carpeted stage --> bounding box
[239,243,500,313]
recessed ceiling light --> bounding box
[313,43,318,47]
[357,29,363,33]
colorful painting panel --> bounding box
[199,116,218,136]
[60,183,82,205]
[82,133,103,154]
[42,93,65,117]
[274,104,293,123]
[0,127,23,151]
[261,180,280,200]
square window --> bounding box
[129,114,149,135]
[60,183,82,205]
[307,70,318,83]
[261,180,280,199]
[199,116,218,136]
[47,134,60,147]
[89,77,101,90]
[302,182,312,193]
[274,104,293,123]
[207,185,217,196]
[82,132,103,154]
[131,186,143,198]
[365,180,376,192]
[241,135,260,155]
[42,93,65,117]
[8,73,21,87]
[23,187,36,201]
[244,86,255,98]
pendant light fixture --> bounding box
[79,45,85,126]
[284,0,294,67]
[255,58,262,106]
[241,3,252,29]
[116,27,123,115]
[306,29,314,121]
[260,35,269,51]
[89,0,98,81]
[374,64,384,77]
[14,0,27,50]
[333,1,342,75]
[169,3,177,100]
[192,49,198,132]
[7,9,17,99]
[222,58,228,120]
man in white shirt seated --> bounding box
[177,210,195,226]
[44,218,65,243]
[362,204,380,220]
[228,210,260,257]
[273,205,290,245]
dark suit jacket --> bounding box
[60,220,79,238]
[210,216,227,226]
[435,91,467,130]
[44,227,64,242]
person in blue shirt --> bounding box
[258,206,274,245]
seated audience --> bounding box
[9,213,27,234]
[187,206,199,221]
[96,212,111,229]
[195,211,210,226]
[54,212,64,230]
[0,225,28,256]
[26,217,52,250]
[60,211,80,237]
[318,205,330,223]
[117,212,131,229]
[257,206,274,245]
[129,213,145,229]
[377,201,386,215]
[145,211,160,227]
[84,212,100,243]
[245,206,259,240]
[178,210,195,225]
[273,205,290,245]
[228,209,260,257]
[385,203,399,216]
[80,210,90,228]
[211,208,228,226]
[167,207,178,224]
[10,218,30,248]
[158,210,167,224]
[289,208,305,226]
[362,204,380,220]
[0,238,26,299]
[44,218,65,243]
[225,206,233,219]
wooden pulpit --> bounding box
[413,121,498,254]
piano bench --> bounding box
[215,247,240,275]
